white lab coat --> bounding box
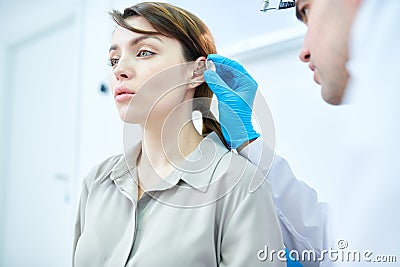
[334,0,400,266]
[235,3,400,267]
[240,138,330,267]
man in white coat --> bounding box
[337,1,400,266]
[204,0,399,266]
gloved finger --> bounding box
[205,69,256,108]
[207,54,254,84]
[207,55,257,90]
[203,69,235,98]
[207,54,248,75]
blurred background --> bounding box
[0,0,353,266]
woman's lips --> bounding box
[114,86,135,102]
[115,93,135,102]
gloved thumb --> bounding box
[203,69,233,98]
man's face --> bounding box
[296,0,359,105]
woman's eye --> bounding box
[137,50,155,57]
[108,58,119,67]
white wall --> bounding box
[76,0,126,182]
[0,2,83,266]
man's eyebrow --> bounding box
[109,35,164,53]
[109,45,118,53]
[295,0,304,21]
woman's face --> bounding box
[109,16,196,125]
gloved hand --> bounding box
[204,54,260,149]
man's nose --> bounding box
[299,47,311,63]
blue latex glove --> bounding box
[285,248,303,267]
[204,54,260,149]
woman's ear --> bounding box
[188,56,206,89]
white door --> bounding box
[1,17,80,267]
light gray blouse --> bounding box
[73,132,284,267]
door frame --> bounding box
[0,2,83,264]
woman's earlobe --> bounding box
[188,80,204,89]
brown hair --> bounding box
[109,2,229,149]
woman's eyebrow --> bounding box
[131,35,164,45]
[109,35,164,53]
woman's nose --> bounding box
[113,57,134,80]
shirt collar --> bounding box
[109,141,141,181]
[109,132,229,193]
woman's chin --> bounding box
[118,110,143,124]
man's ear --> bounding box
[188,56,206,89]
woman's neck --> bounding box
[138,118,203,178]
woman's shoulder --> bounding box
[218,151,265,186]
[211,146,273,221]
[207,134,269,195]
[82,154,124,187]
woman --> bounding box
[72,2,284,266]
